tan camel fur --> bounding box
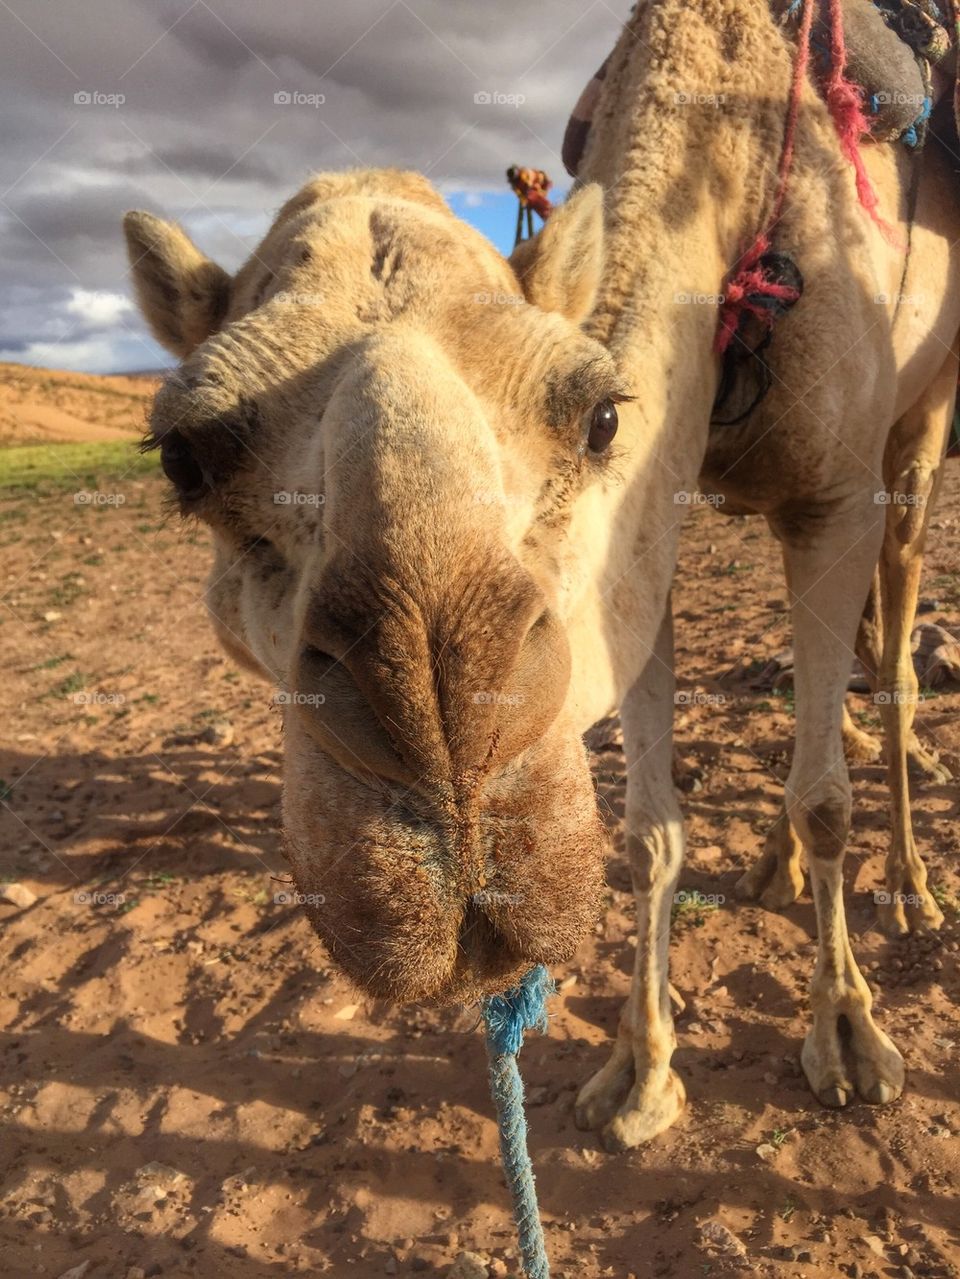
[123,0,958,1154]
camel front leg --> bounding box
[575,605,686,1150]
[776,501,904,1108]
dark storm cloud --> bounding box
[0,0,622,371]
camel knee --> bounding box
[625,815,683,892]
[787,784,850,861]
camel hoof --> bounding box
[878,890,944,936]
[907,745,952,786]
[600,1068,686,1152]
[736,859,803,911]
[819,1084,851,1109]
[803,1014,904,1109]
[842,723,882,765]
[862,1079,898,1105]
[575,1049,635,1133]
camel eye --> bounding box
[587,399,619,453]
[160,430,207,498]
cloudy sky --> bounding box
[0,0,624,373]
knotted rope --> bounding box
[481,964,555,1279]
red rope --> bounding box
[715,0,900,355]
[715,0,813,353]
[822,0,899,242]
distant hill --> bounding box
[0,362,160,447]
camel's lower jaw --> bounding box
[280,716,608,1006]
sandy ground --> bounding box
[0,364,159,447]
[1,437,959,1278]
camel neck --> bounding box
[581,0,795,368]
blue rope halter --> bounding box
[481,964,555,1279]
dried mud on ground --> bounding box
[1,457,959,1278]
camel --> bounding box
[122,0,958,1153]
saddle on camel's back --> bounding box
[562,0,959,179]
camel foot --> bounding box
[736,852,804,911]
[907,735,952,785]
[574,1041,635,1132]
[601,1068,686,1152]
[802,1010,904,1108]
[842,719,882,765]
[877,882,944,936]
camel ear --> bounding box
[509,184,604,323]
[123,211,231,358]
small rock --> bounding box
[43,610,62,622]
[1,883,37,909]
[558,974,577,992]
[57,1266,90,1279]
[200,719,234,746]
[126,1269,146,1279]
[135,1161,186,1185]
[755,1143,778,1161]
[864,1235,888,1257]
[334,1004,360,1021]
[448,1251,489,1278]
[696,1219,746,1257]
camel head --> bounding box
[124,170,620,1003]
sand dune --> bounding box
[0,361,160,446]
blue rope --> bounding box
[481,964,555,1279]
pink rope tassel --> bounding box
[823,0,901,243]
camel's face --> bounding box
[125,171,616,1002]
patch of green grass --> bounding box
[46,671,87,699]
[671,889,721,928]
[31,653,74,671]
[0,780,12,802]
[779,1196,799,1222]
[0,440,158,494]
[773,686,796,716]
[931,884,960,915]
